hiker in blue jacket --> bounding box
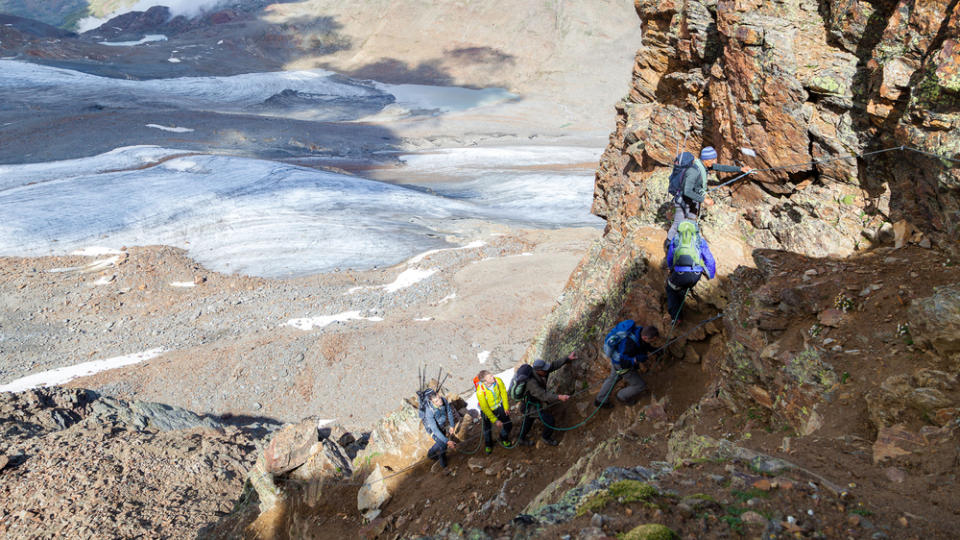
[421,389,457,469]
[666,220,716,321]
[595,322,659,408]
[667,146,752,242]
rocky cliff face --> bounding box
[595,0,959,255]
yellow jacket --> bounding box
[475,377,509,423]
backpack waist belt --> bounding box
[673,266,703,273]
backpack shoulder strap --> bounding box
[693,159,708,189]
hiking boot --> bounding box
[484,446,493,455]
[500,440,514,449]
[542,438,559,447]
[518,438,534,447]
[595,399,614,410]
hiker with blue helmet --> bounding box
[595,321,659,408]
[474,370,514,454]
[666,146,752,243]
[514,352,576,447]
[421,389,457,469]
[666,220,716,321]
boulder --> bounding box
[621,523,678,540]
[907,388,953,412]
[865,388,907,429]
[908,285,960,355]
[873,424,925,463]
[90,397,224,433]
[263,417,320,475]
[288,438,353,507]
[818,309,844,327]
[357,465,391,515]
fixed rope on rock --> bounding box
[707,145,958,193]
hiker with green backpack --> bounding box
[666,146,752,243]
[666,220,716,321]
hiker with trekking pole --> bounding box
[666,145,753,245]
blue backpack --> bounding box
[667,152,696,196]
[603,320,643,369]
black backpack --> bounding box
[667,152,696,196]
[508,365,532,401]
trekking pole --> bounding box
[707,170,752,192]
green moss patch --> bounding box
[575,492,613,516]
[609,480,658,502]
[619,523,678,540]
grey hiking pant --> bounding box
[596,367,647,405]
[667,197,700,242]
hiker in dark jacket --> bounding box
[422,389,457,468]
[666,220,716,320]
[516,352,576,447]
[667,146,752,242]
[595,324,659,408]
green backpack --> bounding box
[672,221,705,269]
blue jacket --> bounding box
[667,237,716,279]
[423,400,455,444]
[615,328,655,370]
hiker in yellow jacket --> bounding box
[474,370,514,454]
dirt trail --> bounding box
[221,241,960,539]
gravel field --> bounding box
[0,224,598,429]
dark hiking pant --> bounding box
[518,399,555,442]
[481,405,513,447]
[596,367,648,405]
[666,270,702,320]
[667,197,700,242]
[427,441,448,467]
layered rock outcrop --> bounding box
[595,0,959,255]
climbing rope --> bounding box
[707,145,958,193]
[247,311,727,491]
[535,311,724,432]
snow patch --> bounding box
[478,351,491,364]
[48,256,120,274]
[284,310,383,331]
[438,293,457,304]
[78,1,229,32]
[170,281,195,288]
[99,35,168,47]
[146,124,194,133]
[71,246,123,256]
[383,268,437,293]
[168,58,181,63]
[347,267,439,295]
[414,317,433,321]
[93,275,114,285]
[0,348,165,393]
[407,240,486,264]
